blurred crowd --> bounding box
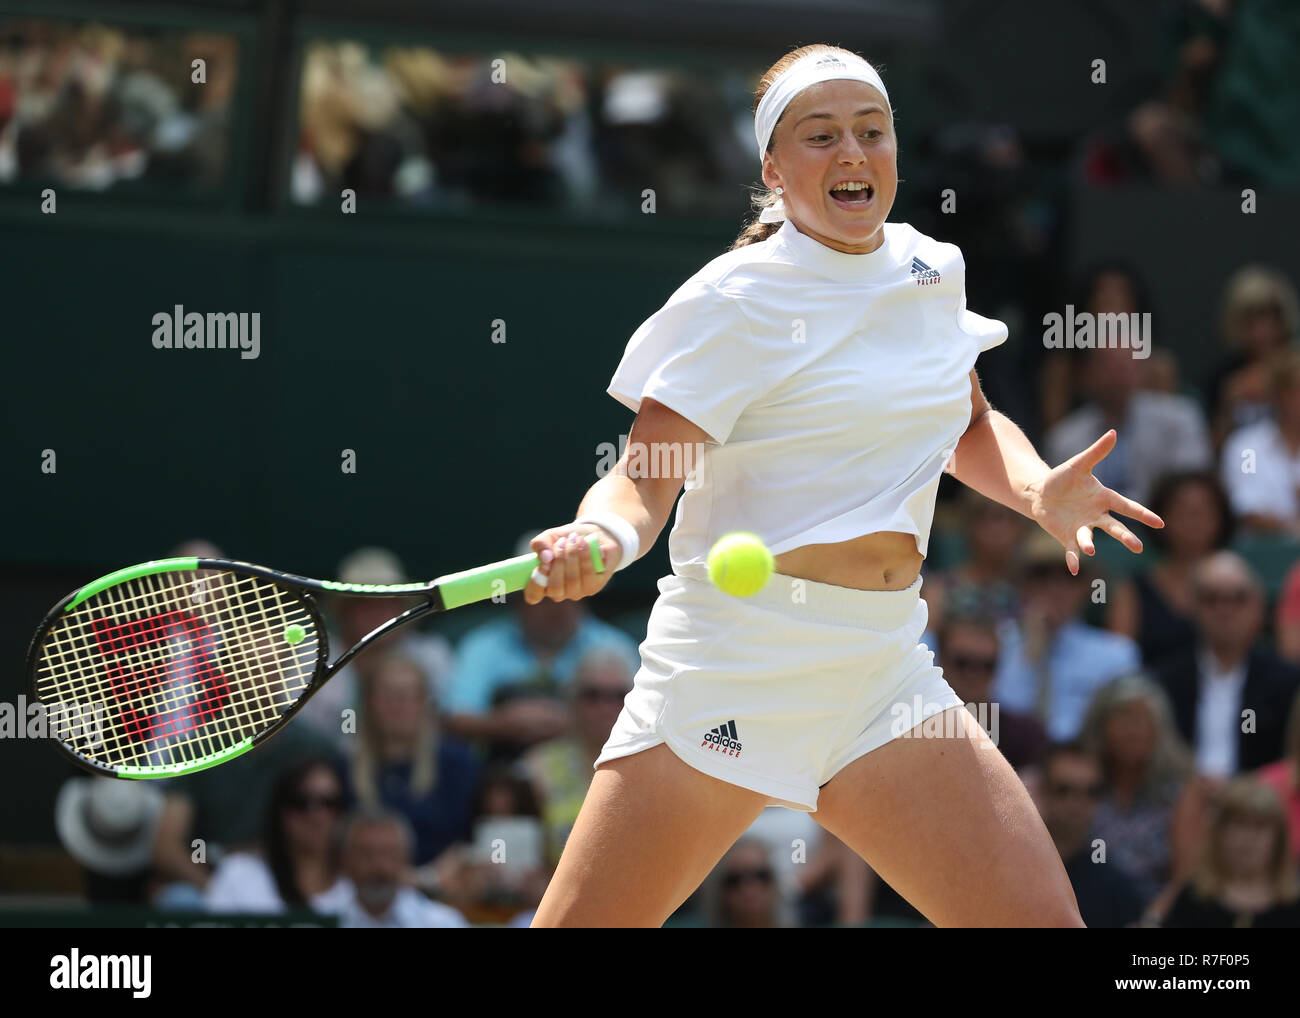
[4,3,1297,216]
[0,20,236,191]
[291,41,755,219]
[1080,0,1300,189]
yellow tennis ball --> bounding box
[708,532,774,597]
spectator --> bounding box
[297,547,455,744]
[1039,261,1150,435]
[1220,350,1300,536]
[439,764,548,925]
[1254,689,1300,865]
[151,720,335,903]
[991,531,1142,740]
[1206,265,1299,449]
[204,756,349,914]
[739,806,849,927]
[55,776,163,905]
[1078,675,1198,907]
[1036,742,1146,928]
[1047,344,1212,509]
[698,836,793,929]
[442,531,640,755]
[331,807,469,928]
[1160,776,1300,927]
[935,611,1047,772]
[1106,470,1234,666]
[922,489,1026,637]
[338,654,479,869]
[1152,550,1300,775]
[520,647,634,867]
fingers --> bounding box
[1067,429,1117,472]
[1074,524,1095,558]
[547,531,586,602]
[524,526,609,604]
[1106,489,1165,529]
[522,535,558,604]
[1097,512,1143,553]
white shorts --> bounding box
[594,570,964,811]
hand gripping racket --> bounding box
[27,537,604,779]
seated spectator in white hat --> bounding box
[56,776,164,905]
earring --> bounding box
[776,187,783,194]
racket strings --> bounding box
[39,574,313,767]
[35,570,320,770]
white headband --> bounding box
[753,52,891,223]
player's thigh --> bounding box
[814,705,1083,928]
[532,743,769,927]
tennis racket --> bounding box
[27,537,604,780]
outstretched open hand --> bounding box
[1028,429,1164,575]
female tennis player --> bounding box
[525,44,1163,927]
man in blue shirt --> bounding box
[991,532,1141,741]
[443,591,641,755]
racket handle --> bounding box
[435,534,605,610]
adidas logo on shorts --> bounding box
[702,720,743,757]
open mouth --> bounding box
[828,182,874,209]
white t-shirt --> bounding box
[1220,417,1300,522]
[608,219,1007,575]
[333,886,471,928]
[204,852,350,914]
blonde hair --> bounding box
[731,44,889,251]
[1078,674,1194,798]
[1193,777,1298,902]
[1218,265,1299,350]
[350,654,439,804]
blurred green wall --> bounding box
[1,209,734,591]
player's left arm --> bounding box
[946,369,1163,574]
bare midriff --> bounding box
[773,531,923,591]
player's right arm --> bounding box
[524,396,711,604]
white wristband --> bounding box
[576,511,640,572]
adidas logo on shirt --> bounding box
[702,720,743,756]
[911,257,941,285]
